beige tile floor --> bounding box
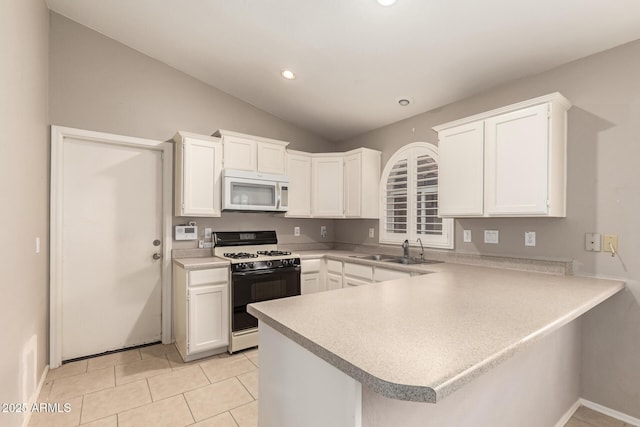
[29,343,635,427]
[29,344,259,427]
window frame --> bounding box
[379,142,454,249]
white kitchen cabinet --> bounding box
[326,272,343,290]
[301,258,325,294]
[173,264,229,361]
[344,148,381,218]
[312,155,344,217]
[173,132,223,217]
[214,129,288,174]
[433,92,571,217]
[286,151,312,217]
[301,273,323,294]
[438,121,485,216]
[343,276,370,287]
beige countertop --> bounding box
[247,262,624,403]
[173,256,229,269]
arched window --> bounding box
[380,142,453,249]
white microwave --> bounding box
[222,169,289,212]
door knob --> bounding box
[152,253,162,260]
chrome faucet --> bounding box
[417,238,424,261]
[402,239,410,258]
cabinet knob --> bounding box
[152,253,162,260]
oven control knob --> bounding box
[248,262,255,269]
[266,261,273,267]
[282,259,290,266]
[238,263,246,270]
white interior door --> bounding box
[53,128,171,362]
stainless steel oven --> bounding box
[213,230,301,353]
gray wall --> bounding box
[338,40,640,418]
[0,1,50,426]
[49,12,339,250]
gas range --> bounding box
[212,230,301,353]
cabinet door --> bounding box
[485,104,549,215]
[438,121,484,216]
[188,284,229,354]
[258,142,286,175]
[326,272,342,291]
[223,135,258,171]
[343,277,369,288]
[180,137,222,217]
[301,273,322,294]
[343,152,362,217]
[312,156,344,217]
[286,153,312,217]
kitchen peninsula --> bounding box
[248,262,624,427]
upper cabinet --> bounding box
[434,93,571,218]
[286,151,312,217]
[173,132,223,217]
[312,155,344,217]
[287,148,381,219]
[213,129,288,175]
[344,148,381,218]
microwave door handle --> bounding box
[275,183,281,210]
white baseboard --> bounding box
[579,398,640,426]
[21,365,49,427]
[554,399,582,427]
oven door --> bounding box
[231,267,301,333]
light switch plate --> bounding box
[368,228,375,238]
[463,230,472,243]
[484,230,499,244]
[320,226,327,238]
[204,228,212,239]
[525,231,536,247]
[603,234,618,253]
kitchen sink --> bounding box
[350,254,397,261]
[350,254,443,265]
[383,257,443,265]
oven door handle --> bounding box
[232,267,301,277]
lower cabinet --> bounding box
[301,259,325,294]
[374,267,411,282]
[326,272,343,290]
[174,264,229,361]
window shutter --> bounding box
[415,154,443,236]
[379,142,453,249]
[384,158,408,236]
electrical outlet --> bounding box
[294,226,300,237]
[525,231,536,247]
[204,228,212,239]
[463,230,472,243]
[484,230,499,244]
[198,240,204,248]
[368,228,375,238]
[585,232,601,252]
[603,234,618,253]
[320,225,327,239]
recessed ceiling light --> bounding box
[398,98,411,106]
[281,69,296,80]
[377,0,397,6]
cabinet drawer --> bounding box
[374,268,411,283]
[189,268,228,286]
[301,259,322,273]
[326,259,342,274]
[343,263,373,281]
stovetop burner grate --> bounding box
[256,250,292,257]
[223,252,259,259]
